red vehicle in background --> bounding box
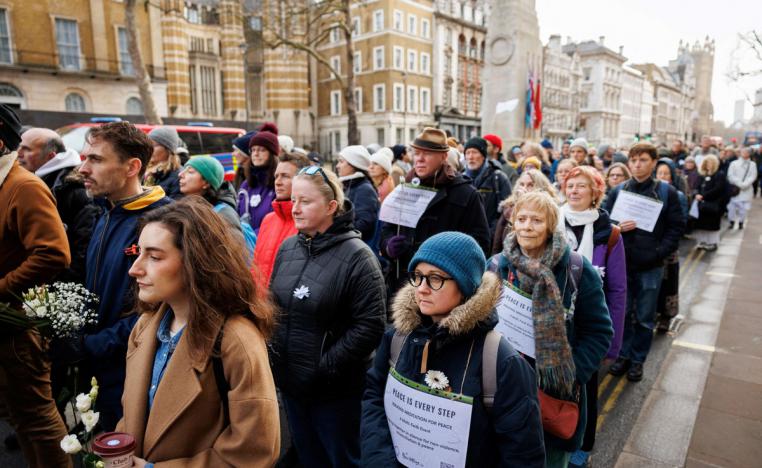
[56,119,245,181]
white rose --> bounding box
[81,410,100,432]
[75,393,91,412]
[60,434,82,454]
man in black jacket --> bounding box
[463,136,512,238]
[380,128,490,295]
[604,142,685,381]
[18,128,98,283]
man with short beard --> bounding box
[69,122,171,431]
[0,105,72,467]
[18,127,98,283]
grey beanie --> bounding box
[148,126,180,153]
[570,137,589,153]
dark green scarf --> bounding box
[503,231,576,397]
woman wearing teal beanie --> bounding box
[362,231,545,467]
[179,156,242,231]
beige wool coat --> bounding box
[117,309,280,467]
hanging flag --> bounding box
[525,74,533,128]
[533,78,542,130]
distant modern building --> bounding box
[432,0,488,141]
[563,37,626,146]
[542,35,581,149]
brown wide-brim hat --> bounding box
[410,127,449,153]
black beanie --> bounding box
[464,137,488,159]
[0,104,22,152]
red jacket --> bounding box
[253,200,296,285]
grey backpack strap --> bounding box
[388,331,408,368]
[482,330,502,410]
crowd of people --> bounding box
[0,99,759,468]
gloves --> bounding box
[385,235,411,259]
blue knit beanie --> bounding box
[409,232,486,298]
[232,131,256,156]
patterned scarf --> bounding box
[503,231,576,397]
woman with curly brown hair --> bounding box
[118,197,280,467]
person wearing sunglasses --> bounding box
[268,165,386,467]
[362,232,545,467]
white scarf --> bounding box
[560,205,599,262]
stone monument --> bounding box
[481,0,543,144]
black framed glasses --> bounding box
[408,272,454,290]
[298,166,336,199]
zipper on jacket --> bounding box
[282,236,315,373]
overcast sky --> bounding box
[535,0,762,125]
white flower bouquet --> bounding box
[60,377,105,468]
[0,282,98,338]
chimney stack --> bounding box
[599,36,605,46]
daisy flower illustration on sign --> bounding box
[293,285,310,300]
[424,370,449,390]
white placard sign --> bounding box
[495,283,536,359]
[379,183,438,228]
[609,191,664,233]
[688,199,700,219]
[384,369,473,468]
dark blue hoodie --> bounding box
[84,186,171,426]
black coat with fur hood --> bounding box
[361,272,545,467]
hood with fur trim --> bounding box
[392,272,502,336]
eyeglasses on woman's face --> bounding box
[409,271,454,290]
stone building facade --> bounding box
[432,0,488,141]
[563,38,626,146]
[632,63,684,145]
[0,0,167,122]
[542,35,581,149]
[316,0,436,156]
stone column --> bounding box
[219,0,246,120]
[481,0,542,144]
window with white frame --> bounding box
[0,9,12,64]
[353,51,361,74]
[65,92,86,112]
[421,19,430,38]
[126,97,143,115]
[330,26,340,43]
[373,10,384,32]
[117,27,133,75]
[354,87,362,113]
[377,128,385,145]
[373,46,384,70]
[330,130,341,155]
[407,14,417,35]
[420,52,430,75]
[351,17,361,37]
[393,83,404,112]
[407,85,418,113]
[409,128,416,142]
[420,87,430,114]
[373,84,385,112]
[330,55,341,75]
[407,49,417,73]
[330,90,341,115]
[395,127,403,144]
[393,10,403,31]
[393,47,403,70]
[55,18,81,70]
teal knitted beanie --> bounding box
[409,232,486,298]
[185,156,224,190]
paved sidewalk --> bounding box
[685,200,762,468]
[615,200,760,467]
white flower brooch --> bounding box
[424,370,450,391]
[293,285,311,300]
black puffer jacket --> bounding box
[40,166,99,283]
[342,175,379,242]
[269,202,387,401]
[468,160,512,236]
[380,173,490,293]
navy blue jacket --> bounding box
[342,175,380,244]
[488,246,613,452]
[362,273,545,467]
[83,187,171,403]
